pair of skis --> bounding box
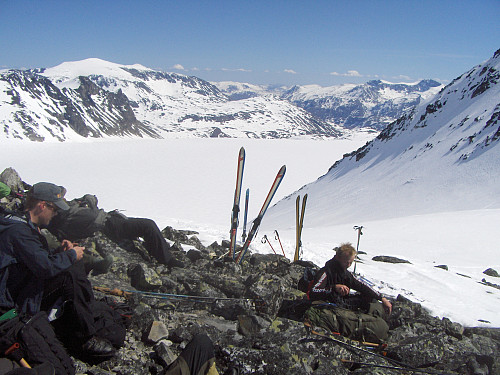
[293,194,307,262]
[228,147,286,264]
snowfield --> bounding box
[1,135,499,328]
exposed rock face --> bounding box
[72,230,499,375]
[0,70,159,141]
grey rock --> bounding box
[483,268,499,277]
[372,255,412,264]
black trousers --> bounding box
[103,214,173,265]
[165,334,215,375]
[40,262,96,340]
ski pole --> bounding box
[262,235,276,254]
[353,225,363,273]
[340,359,448,374]
[274,230,286,257]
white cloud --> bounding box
[221,67,252,72]
[192,67,200,71]
[172,64,185,70]
[330,70,362,77]
[284,69,297,74]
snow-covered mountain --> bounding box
[215,79,443,130]
[264,49,500,227]
[0,58,339,141]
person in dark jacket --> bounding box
[0,182,116,359]
[47,194,183,268]
[308,243,392,315]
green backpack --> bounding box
[305,301,389,343]
[0,181,11,199]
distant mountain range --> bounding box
[215,79,443,130]
[264,49,500,226]
[0,59,338,141]
[2,58,443,142]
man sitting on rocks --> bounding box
[308,243,392,314]
[47,194,183,268]
[0,182,117,361]
[305,243,392,342]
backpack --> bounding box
[305,302,389,344]
[47,195,109,241]
[297,267,317,294]
[0,311,75,375]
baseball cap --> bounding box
[28,182,70,211]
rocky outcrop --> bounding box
[1,169,498,374]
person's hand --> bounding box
[382,297,392,315]
[73,246,85,261]
[335,284,350,296]
[61,240,75,251]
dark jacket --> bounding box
[308,257,381,304]
[0,214,77,315]
[47,194,109,241]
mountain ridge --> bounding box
[215,78,443,130]
[0,58,340,141]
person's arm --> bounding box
[381,297,392,315]
[349,272,382,301]
[309,271,334,301]
[350,273,392,314]
[13,225,77,278]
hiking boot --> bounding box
[91,255,113,276]
[82,336,116,359]
[128,264,157,291]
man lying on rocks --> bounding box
[47,194,184,270]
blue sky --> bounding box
[1,0,498,86]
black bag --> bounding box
[0,312,75,375]
[91,299,129,349]
[297,267,317,293]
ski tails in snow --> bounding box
[235,165,286,264]
[294,194,307,262]
[229,147,245,259]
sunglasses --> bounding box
[44,202,59,211]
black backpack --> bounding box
[0,311,75,375]
[297,267,317,294]
[48,195,107,241]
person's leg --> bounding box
[164,334,216,375]
[116,217,173,265]
[41,262,96,340]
